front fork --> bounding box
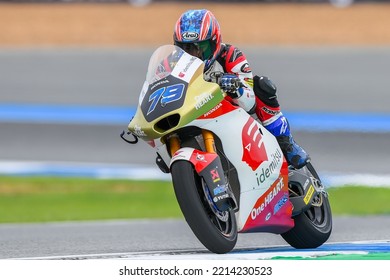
[168,130,237,212]
[169,129,216,155]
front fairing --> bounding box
[128,45,224,142]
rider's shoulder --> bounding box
[218,43,239,58]
[219,43,236,55]
[218,43,246,64]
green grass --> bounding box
[0,176,182,223]
[328,186,390,215]
[0,176,389,223]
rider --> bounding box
[173,9,309,169]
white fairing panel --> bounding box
[190,109,283,231]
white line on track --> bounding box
[12,241,389,260]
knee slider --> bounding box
[253,75,279,107]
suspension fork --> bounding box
[168,129,216,156]
[202,130,216,153]
[169,135,181,156]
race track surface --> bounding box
[1,216,389,259]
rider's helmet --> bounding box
[173,9,222,71]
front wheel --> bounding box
[281,162,332,248]
[171,160,237,254]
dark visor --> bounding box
[175,41,212,60]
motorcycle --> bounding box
[121,45,332,254]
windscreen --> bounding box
[146,45,186,84]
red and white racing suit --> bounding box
[203,43,281,129]
[203,43,309,169]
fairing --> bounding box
[128,45,294,233]
[129,45,224,141]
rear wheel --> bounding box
[171,160,237,254]
[281,162,332,248]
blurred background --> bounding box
[0,0,389,184]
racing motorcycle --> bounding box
[121,45,332,254]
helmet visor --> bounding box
[175,40,212,61]
[197,40,212,61]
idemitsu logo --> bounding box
[242,117,268,170]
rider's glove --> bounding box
[220,74,243,99]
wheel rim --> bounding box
[304,193,330,228]
[199,177,235,238]
[289,181,330,230]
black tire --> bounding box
[281,162,332,248]
[171,160,237,254]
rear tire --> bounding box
[171,160,237,254]
[281,162,332,248]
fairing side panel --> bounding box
[190,108,293,232]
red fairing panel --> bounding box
[188,150,219,173]
[197,99,238,120]
[241,117,268,171]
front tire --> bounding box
[281,162,332,248]
[171,160,237,254]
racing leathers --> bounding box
[204,43,310,169]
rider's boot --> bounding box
[263,114,310,169]
[253,75,310,169]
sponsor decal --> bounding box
[195,153,206,162]
[265,212,272,221]
[181,31,199,41]
[133,124,146,137]
[251,177,284,220]
[213,185,227,196]
[195,92,213,110]
[172,150,186,160]
[273,193,288,214]
[213,193,229,203]
[199,100,238,120]
[211,168,221,183]
[203,103,222,117]
[304,185,315,205]
[279,116,288,135]
[256,149,283,185]
[240,62,252,73]
[150,79,169,90]
[242,118,268,171]
[178,56,197,78]
[173,150,183,157]
[190,151,218,173]
[262,106,280,116]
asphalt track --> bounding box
[1,216,389,259]
[0,47,389,259]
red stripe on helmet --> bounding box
[175,18,182,41]
[200,11,211,41]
